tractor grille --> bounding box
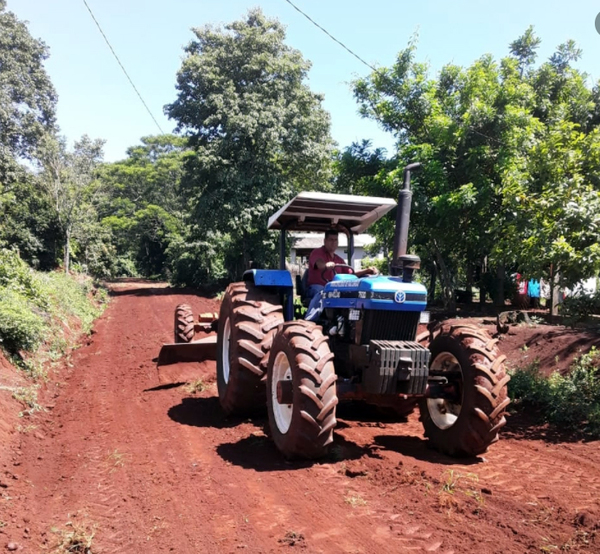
[360,310,419,343]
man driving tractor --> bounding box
[305,229,378,320]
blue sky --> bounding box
[11,0,600,162]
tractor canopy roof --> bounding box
[267,192,396,234]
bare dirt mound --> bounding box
[0,352,27,473]
[0,286,598,553]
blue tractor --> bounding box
[164,164,509,459]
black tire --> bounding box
[419,323,510,457]
[266,320,338,459]
[216,282,284,416]
[174,304,194,343]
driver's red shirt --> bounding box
[307,246,350,286]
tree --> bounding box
[0,0,56,193]
[38,135,105,274]
[98,134,188,277]
[0,172,62,269]
[353,31,600,310]
[165,9,333,283]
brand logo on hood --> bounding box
[394,291,406,303]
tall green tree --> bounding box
[99,134,188,277]
[353,31,600,309]
[38,135,105,274]
[165,9,333,283]
[0,0,56,193]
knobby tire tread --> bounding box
[419,323,510,457]
[267,320,338,459]
[174,304,194,343]
[216,281,284,415]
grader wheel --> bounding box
[174,304,194,343]
[419,323,510,457]
[216,282,284,416]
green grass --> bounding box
[0,248,108,377]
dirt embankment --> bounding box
[0,283,598,553]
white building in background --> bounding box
[289,232,382,272]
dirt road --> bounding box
[2,284,599,553]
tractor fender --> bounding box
[243,269,294,321]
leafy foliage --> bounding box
[0,249,106,354]
[559,289,600,327]
[0,0,56,192]
[0,287,46,351]
[37,134,106,274]
[509,350,600,437]
[353,29,600,308]
[98,135,189,278]
[165,9,333,283]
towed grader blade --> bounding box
[156,336,218,384]
[156,307,219,385]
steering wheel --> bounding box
[321,263,355,283]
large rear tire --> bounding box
[216,282,284,416]
[174,304,194,343]
[419,323,510,457]
[266,320,338,459]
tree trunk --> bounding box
[433,242,455,312]
[494,265,505,307]
[428,262,437,303]
[550,265,560,317]
[64,226,71,274]
[465,262,473,304]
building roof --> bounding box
[290,232,375,250]
[267,191,396,233]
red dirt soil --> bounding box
[1,283,599,553]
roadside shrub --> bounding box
[0,249,107,356]
[38,272,105,333]
[0,288,46,351]
[560,290,600,327]
[0,248,48,309]
[509,348,600,437]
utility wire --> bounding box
[283,0,378,73]
[282,0,505,148]
[81,0,165,134]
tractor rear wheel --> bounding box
[419,324,510,457]
[266,320,338,459]
[174,304,194,343]
[216,282,284,416]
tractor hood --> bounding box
[322,275,427,312]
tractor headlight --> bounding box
[419,311,430,324]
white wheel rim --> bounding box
[427,352,463,430]
[272,351,293,434]
[222,317,231,384]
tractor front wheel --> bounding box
[266,321,338,459]
[419,324,510,457]
[216,282,284,416]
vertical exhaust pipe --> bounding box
[391,163,422,280]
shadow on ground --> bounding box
[168,396,251,429]
[108,287,207,298]
[502,410,597,443]
[216,433,370,471]
[372,435,483,465]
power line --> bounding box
[81,0,165,134]
[283,0,505,148]
[283,0,378,73]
